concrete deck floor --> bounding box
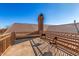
[1,37,69,56]
[2,38,35,56]
[1,37,51,56]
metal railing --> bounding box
[44,31,79,56]
[0,32,16,55]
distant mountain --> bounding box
[4,22,79,33]
[5,23,48,33]
[47,23,79,33]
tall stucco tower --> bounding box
[38,13,44,34]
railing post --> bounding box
[11,32,16,45]
[0,41,4,55]
[1,40,6,54]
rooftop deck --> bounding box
[1,31,79,56]
[1,36,51,56]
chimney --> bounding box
[38,13,44,34]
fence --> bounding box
[0,32,16,55]
[44,31,79,56]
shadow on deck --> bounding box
[2,34,52,56]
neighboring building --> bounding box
[0,29,7,34]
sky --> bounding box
[0,3,79,28]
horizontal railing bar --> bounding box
[44,31,79,56]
